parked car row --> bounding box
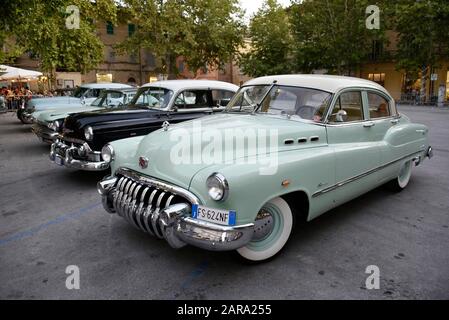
[21,75,433,262]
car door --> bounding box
[326,89,381,206]
[363,90,402,184]
[166,89,214,123]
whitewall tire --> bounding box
[237,197,294,262]
[388,160,413,192]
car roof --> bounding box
[140,80,239,92]
[244,74,390,95]
[103,88,138,93]
[80,83,134,89]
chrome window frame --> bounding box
[323,86,399,127]
[324,88,366,125]
[363,89,399,121]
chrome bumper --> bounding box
[98,170,254,252]
[22,111,34,123]
[414,146,434,166]
[50,140,109,171]
[31,123,58,144]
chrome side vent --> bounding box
[310,136,320,142]
[298,137,308,144]
[284,139,295,145]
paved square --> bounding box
[0,105,448,299]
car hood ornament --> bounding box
[162,121,170,131]
[139,156,149,169]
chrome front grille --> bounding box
[111,169,197,239]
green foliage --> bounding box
[118,0,245,76]
[290,0,388,74]
[394,0,449,74]
[0,0,118,74]
[238,0,294,77]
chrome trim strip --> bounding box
[312,150,425,198]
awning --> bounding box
[0,65,43,81]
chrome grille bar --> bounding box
[110,169,198,238]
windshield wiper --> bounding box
[253,80,278,114]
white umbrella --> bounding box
[0,65,43,81]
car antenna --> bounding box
[253,80,277,115]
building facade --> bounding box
[358,32,448,103]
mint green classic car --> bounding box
[97,75,433,262]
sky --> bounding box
[240,0,293,19]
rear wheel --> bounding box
[387,160,412,192]
[237,197,293,262]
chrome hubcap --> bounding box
[252,209,274,241]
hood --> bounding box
[117,113,327,189]
[64,107,163,131]
[29,97,80,108]
[35,106,104,123]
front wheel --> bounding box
[387,160,413,192]
[18,112,32,124]
[237,197,294,262]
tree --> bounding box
[238,0,294,78]
[289,0,389,74]
[118,0,245,77]
[393,0,449,102]
[1,0,118,76]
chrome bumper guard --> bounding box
[22,111,34,123]
[98,168,254,252]
[31,123,59,144]
[50,139,109,171]
[426,146,433,159]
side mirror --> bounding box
[172,106,178,112]
[335,110,348,122]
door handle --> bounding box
[391,119,399,125]
[363,122,375,128]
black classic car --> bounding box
[31,88,138,144]
[50,80,238,171]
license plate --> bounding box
[192,204,236,226]
[55,155,64,166]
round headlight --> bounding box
[48,120,60,131]
[206,173,229,201]
[101,144,115,163]
[84,126,94,141]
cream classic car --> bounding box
[98,75,432,262]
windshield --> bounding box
[90,91,132,108]
[131,87,173,109]
[226,85,271,113]
[226,85,332,122]
[72,87,89,98]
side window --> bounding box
[368,92,391,119]
[175,90,209,109]
[105,92,124,107]
[212,90,235,107]
[84,89,102,98]
[329,91,363,123]
[124,93,135,104]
